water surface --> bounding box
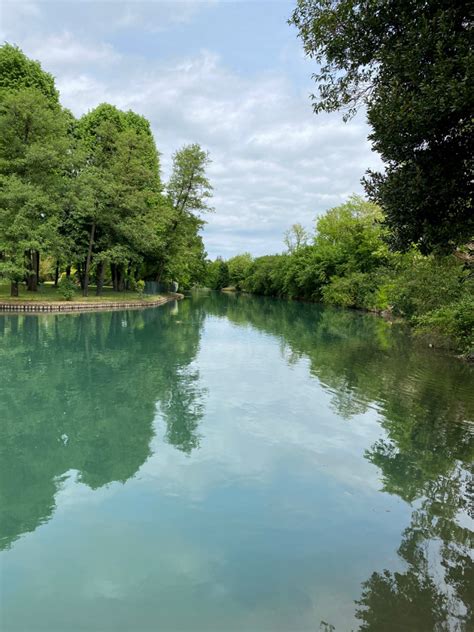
[1,292,473,631]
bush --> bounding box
[322,274,362,307]
[387,255,467,319]
[58,277,76,301]
[136,280,145,297]
[415,295,474,354]
[321,271,388,311]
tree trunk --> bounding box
[125,261,132,291]
[156,262,165,284]
[117,266,125,292]
[35,250,40,288]
[10,281,19,297]
[96,261,105,296]
[54,261,60,287]
[83,221,96,297]
[111,263,118,291]
[66,265,71,278]
[26,250,38,292]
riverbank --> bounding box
[217,288,472,361]
[0,283,183,312]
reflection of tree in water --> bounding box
[199,291,474,631]
[357,431,473,631]
[0,300,206,550]
[161,365,204,453]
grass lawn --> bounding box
[0,282,162,303]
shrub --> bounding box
[415,296,474,354]
[58,277,76,301]
[321,271,386,311]
[322,274,360,307]
[136,280,145,297]
[387,255,466,319]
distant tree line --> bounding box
[206,196,473,354]
[0,44,212,297]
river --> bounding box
[1,291,473,631]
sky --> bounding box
[1,0,382,258]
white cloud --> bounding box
[28,32,121,67]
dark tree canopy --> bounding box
[290,0,473,253]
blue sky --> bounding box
[1,0,381,258]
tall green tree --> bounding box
[153,143,213,285]
[0,43,59,104]
[0,89,69,296]
[290,1,473,252]
[0,43,65,294]
[206,257,230,290]
[74,104,162,295]
[227,253,253,290]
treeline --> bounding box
[0,44,212,297]
[206,196,473,354]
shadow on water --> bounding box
[1,291,473,630]
[195,291,474,632]
[0,300,206,551]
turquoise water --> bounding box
[0,292,473,631]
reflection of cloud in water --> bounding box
[138,318,385,502]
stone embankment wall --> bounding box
[0,293,183,313]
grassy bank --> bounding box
[0,283,160,304]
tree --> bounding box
[0,44,65,295]
[227,253,253,290]
[0,89,69,296]
[206,258,230,290]
[153,143,213,285]
[74,103,162,295]
[284,223,309,253]
[0,43,59,104]
[290,1,473,253]
[313,195,389,278]
[0,45,213,297]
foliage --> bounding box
[0,43,59,104]
[146,144,212,288]
[207,196,473,353]
[57,276,76,301]
[284,223,309,253]
[136,279,145,297]
[0,45,212,297]
[205,258,229,290]
[227,253,253,290]
[322,272,369,309]
[415,295,474,354]
[290,1,473,252]
[386,253,471,318]
[0,88,70,294]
